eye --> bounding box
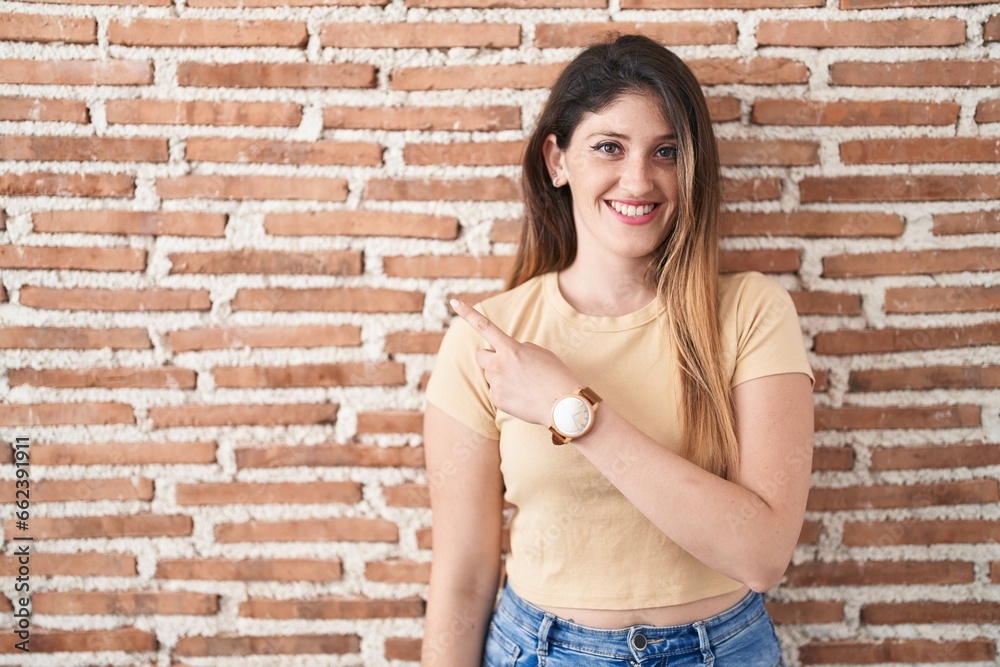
[657,145,678,160]
[590,142,621,155]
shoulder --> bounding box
[474,272,548,322]
[718,271,795,315]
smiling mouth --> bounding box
[606,200,660,218]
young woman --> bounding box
[421,34,814,666]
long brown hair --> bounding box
[510,34,739,480]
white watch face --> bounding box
[553,396,591,436]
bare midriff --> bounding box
[527,584,751,629]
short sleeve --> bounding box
[424,311,500,440]
[730,273,814,388]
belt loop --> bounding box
[694,621,715,666]
[536,613,555,656]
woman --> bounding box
[422,34,814,666]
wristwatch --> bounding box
[548,386,602,445]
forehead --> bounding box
[572,92,674,140]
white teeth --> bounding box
[609,201,656,217]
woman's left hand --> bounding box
[450,298,582,426]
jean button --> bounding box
[631,632,647,651]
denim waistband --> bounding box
[495,581,765,661]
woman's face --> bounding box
[544,92,680,269]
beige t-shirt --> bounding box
[425,270,814,609]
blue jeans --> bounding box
[482,582,784,666]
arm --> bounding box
[448,297,814,594]
[421,402,505,667]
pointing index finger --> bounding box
[450,298,515,351]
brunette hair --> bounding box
[510,34,739,480]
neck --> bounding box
[557,253,658,317]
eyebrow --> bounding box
[586,131,676,142]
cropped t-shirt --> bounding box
[424,270,814,609]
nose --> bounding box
[619,154,654,195]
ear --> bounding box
[541,133,566,181]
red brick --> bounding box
[0,14,96,43]
[790,291,862,315]
[190,0,387,4]
[843,519,1000,546]
[977,98,1000,122]
[491,218,520,243]
[752,98,959,126]
[815,404,979,430]
[993,562,1000,582]
[404,140,523,166]
[109,18,306,46]
[842,0,992,7]
[174,634,359,657]
[232,287,423,312]
[322,22,519,47]
[383,254,512,278]
[766,600,843,624]
[0,172,134,198]
[817,323,1000,355]
[708,96,741,121]
[833,60,1000,87]
[856,365,1000,392]
[158,175,348,202]
[33,210,226,236]
[9,367,197,389]
[325,105,521,131]
[0,477,152,502]
[0,327,149,349]
[386,637,422,661]
[216,518,398,543]
[841,137,1000,164]
[157,558,343,581]
[169,325,361,352]
[690,58,809,85]
[237,444,423,468]
[169,249,361,276]
[385,330,444,354]
[721,211,902,237]
[392,63,564,90]
[0,402,134,426]
[0,97,89,123]
[150,403,338,428]
[176,481,361,505]
[872,443,1000,470]
[0,628,157,654]
[215,362,405,388]
[366,177,519,201]
[812,446,853,470]
[535,22,735,47]
[408,0,601,5]
[719,139,818,166]
[32,441,216,466]
[800,639,995,664]
[825,247,1000,277]
[384,482,430,507]
[20,0,169,3]
[623,0,820,6]
[179,62,375,88]
[863,601,1000,625]
[21,286,210,311]
[6,514,191,539]
[807,479,998,511]
[106,99,301,127]
[757,19,965,47]
[784,559,975,587]
[0,552,136,577]
[365,559,430,583]
[265,211,458,239]
[802,175,1000,203]
[721,177,781,201]
[34,590,217,615]
[241,596,423,619]
[0,245,144,271]
[0,136,167,162]
[934,210,1000,235]
[720,249,800,273]
[0,59,151,85]
[356,411,423,434]
[187,137,381,166]
[985,14,1000,41]
[885,286,1000,314]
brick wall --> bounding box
[0,0,997,665]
